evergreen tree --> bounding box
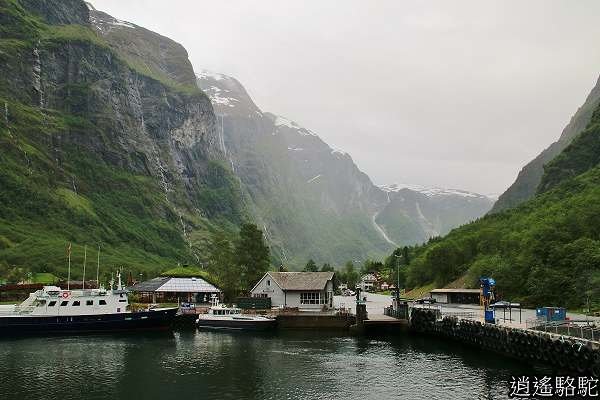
[343,261,359,289]
[208,232,239,301]
[235,223,270,291]
[303,259,318,272]
[321,263,334,272]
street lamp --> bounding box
[393,254,401,307]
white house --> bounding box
[359,273,377,292]
[250,272,335,310]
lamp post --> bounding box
[394,254,401,309]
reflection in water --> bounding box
[0,330,534,400]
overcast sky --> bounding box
[91,0,600,195]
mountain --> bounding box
[0,0,495,277]
[197,70,393,266]
[377,184,494,245]
[491,75,600,213]
[197,71,495,265]
[0,0,244,278]
[401,85,600,308]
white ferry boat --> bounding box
[196,300,275,331]
[0,272,177,335]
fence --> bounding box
[526,319,599,342]
[384,305,409,319]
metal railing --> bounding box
[526,319,599,342]
[384,306,409,319]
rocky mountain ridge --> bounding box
[197,69,494,262]
[492,75,600,213]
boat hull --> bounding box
[196,317,276,331]
[0,308,178,336]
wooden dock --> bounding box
[362,314,410,332]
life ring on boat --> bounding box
[61,292,69,299]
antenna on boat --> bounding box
[116,268,123,291]
[67,242,72,291]
[82,245,87,290]
[96,245,100,289]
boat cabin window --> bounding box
[48,301,57,307]
[99,300,107,305]
[119,299,127,303]
[86,300,93,306]
[36,300,47,307]
[60,301,68,306]
[72,301,80,306]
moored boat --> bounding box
[0,272,177,335]
[196,301,276,331]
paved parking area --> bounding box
[335,293,599,329]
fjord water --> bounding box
[0,331,533,400]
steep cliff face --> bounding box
[197,71,493,266]
[377,185,494,245]
[0,0,243,276]
[492,75,600,213]
[197,71,393,266]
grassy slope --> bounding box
[404,108,600,308]
[0,0,243,280]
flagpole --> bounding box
[96,245,100,289]
[67,242,71,291]
[82,245,87,290]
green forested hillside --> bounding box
[0,0,245,281]
[403,107,600,309]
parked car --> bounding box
[415,297,436,304]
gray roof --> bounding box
[156,277,220,293]
[268,272,334,291]
[130,276,220,293]
[130,277,170,292]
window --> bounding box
[60,301,68,306]
[48,301,56,307]
[72,301,80,306]
[99,300,107,306]
[118,299,127,303]
[267,279,271,286]
[86,300,93,306]
[36,300,47,307]
[300,292,321,305]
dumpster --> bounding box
[536,307,566,321]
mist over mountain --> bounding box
[0,0,495,275]
[492,75,600,213]
[197,70,495,265]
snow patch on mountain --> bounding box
[307,174,322,184]
[197,70,227,81]
[274,116,317,137]
[380,183,489,199]
[87,4,136,31]
[198,84,238,108]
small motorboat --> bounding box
[196,300,276,331]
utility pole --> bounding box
[394,254,401,308]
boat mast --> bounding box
[67,242,71,291]
[82,245,87,290]
[96,245,100,289]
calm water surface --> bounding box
[0,330,537,400]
